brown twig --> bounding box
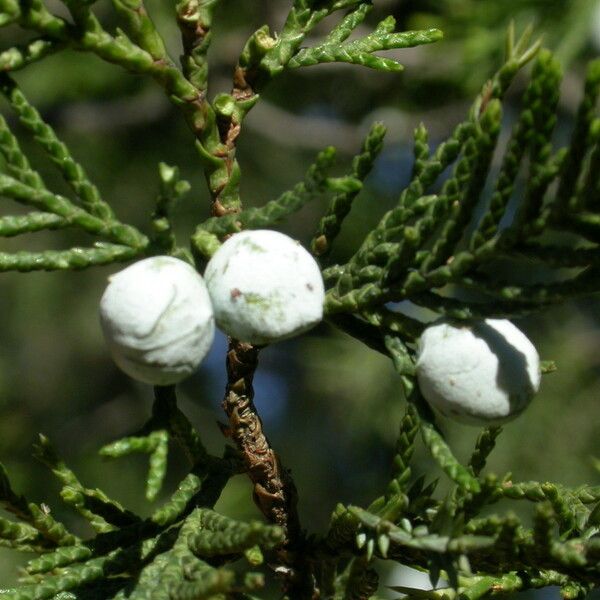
[220,339,300,543]
[209,54,262,217]
[220,340,318,597]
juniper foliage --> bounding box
[0,0,599,598]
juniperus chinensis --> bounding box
[0,1,599,598]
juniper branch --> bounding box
[0,212,67,237]
[1,8,600,600]
[373,403,419,522]
[0,174,148,248]
[0,38,63,72]
[313,122,386,258]
[556,59,600,215]
[288,23,442,72]
[0,112,45,189]
[469,427,503,477]
[220,341,300,548]
[33,435,124,533]
[0,244,140,272]
[0,461,79,548]
[0,74,114,220]
[193,146,339,243]
[176,0,219,91]
[110,0,167,61]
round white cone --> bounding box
[204,230,325,345]
[416,319,541,425]
[100,256,215,385]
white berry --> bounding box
[204,230,325,345]
[99,256,215,385]
[416,319,541,425]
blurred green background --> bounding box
[0,0,599,590]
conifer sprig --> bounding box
[0,392,278,600]
[0,76,148,271]
[323,47,600,328]
[0,75,113,219]
[1,0,600,596]
[288,16,442,72]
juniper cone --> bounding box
[99,256,215,385]
[204,230,325,345]
[0,0,599,599]
[416,319,541,425]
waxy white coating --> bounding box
[204,230,325,345]
[99,256,215,385]
[416,319,541,425]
